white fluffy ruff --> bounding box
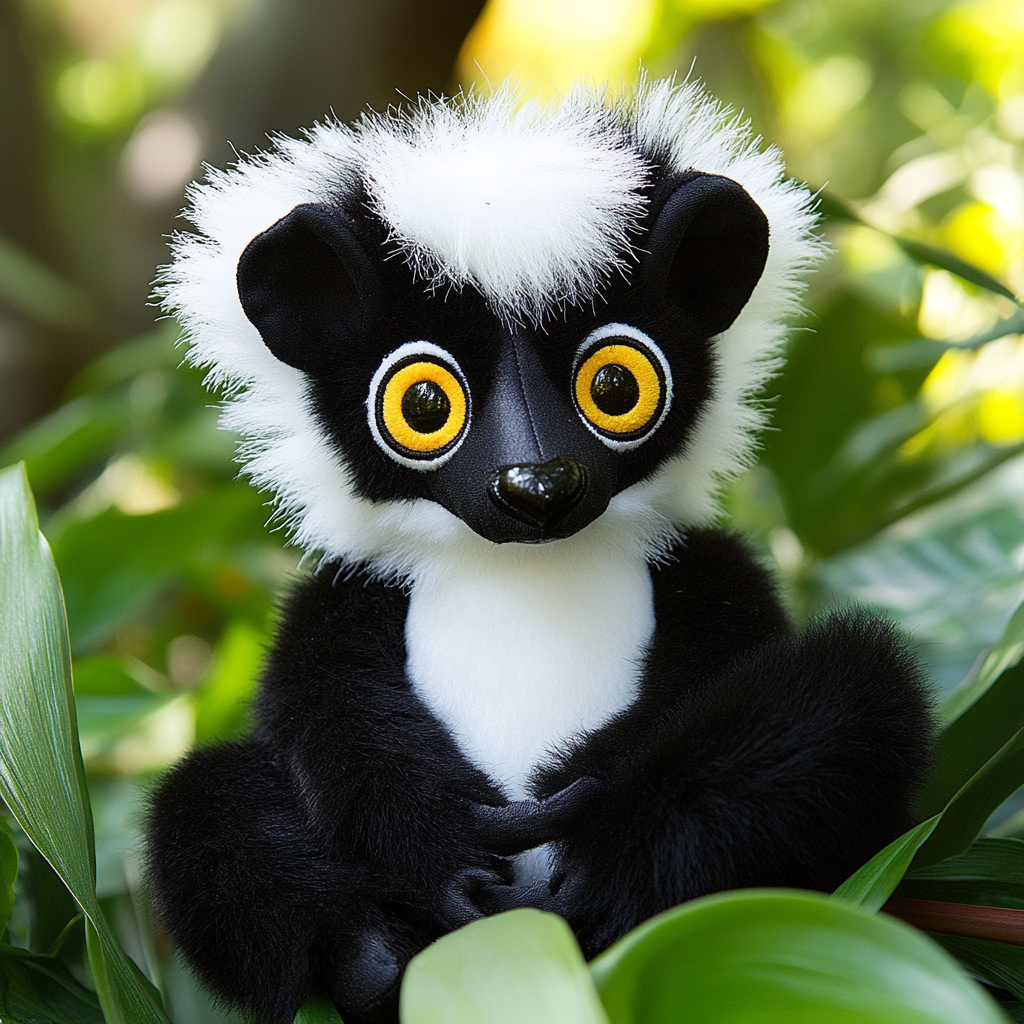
[160,77,822,579]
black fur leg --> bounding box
[537,608,935,956]
[146,740,430,1024]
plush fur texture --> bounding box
[147,77,932,1024]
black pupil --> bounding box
[402,380,450,433]
[591,364,640,416]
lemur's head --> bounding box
[163,79,820,578]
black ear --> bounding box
[236,203,380,372]
[644,174,769,338]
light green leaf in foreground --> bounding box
[590,889,1009,1024]
[401,909,609,1024]
[833,814,942,911]
[0,462,169,1024]
[295,996,346,1023]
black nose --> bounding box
[487,457,587,528]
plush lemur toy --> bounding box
[146,79,933,1024]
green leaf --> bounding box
[868,309,1024,373]
[900,837,1024,909]
[832,814,941,911]
[920,661,1024,819]
[0,819,18,932]
[295,996,346,1023]
[0,941,104,1024]
[591,889,1009,1024]
[931,934,1024,1002]
[193,618,267,744]
[49,484,269,653]
[0,463,169,1024]
[914,728,1024,868]
[893,238,1020,305]
[944,596,1024,725]
[819,501,1024,695]
[401,909,609,1024]
[0,394,134,498]
[908,837,1024,884]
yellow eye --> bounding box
[573,340,667,444]
[375,357,468,462]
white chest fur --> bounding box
[404,545,655,801]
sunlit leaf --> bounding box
[893,238,1020,305]
[833,814,942,912]
[0,463,169,1024]
[868,310,1024,374]
[591,889,1008,1024]
[401,909,609,1024]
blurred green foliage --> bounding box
[1,0,1024,1020]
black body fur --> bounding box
[147,530,933,1024]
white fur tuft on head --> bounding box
[159,76,822,580]
[360,88,650,326]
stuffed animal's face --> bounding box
[236,170,768,544]
[163,81,819,569]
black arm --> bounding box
[254,566,512,897]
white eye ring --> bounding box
[572,323,673,451]
[366,340,471,470]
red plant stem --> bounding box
[882,896,1024,946]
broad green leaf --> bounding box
[914,729,1024,868]
[401,909,609,1024]
[0,941,104,1024]
[591,889,1009,1024]
[0,819,18,931]
[832,814,941,911]
[893,238,1020,305]
[295,996,346,1023]
[0,463,169,1024]
[932,934,1024,1002]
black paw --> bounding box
[331,928,403,1024]
[437,866,510,930]
[472,777,604,856]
